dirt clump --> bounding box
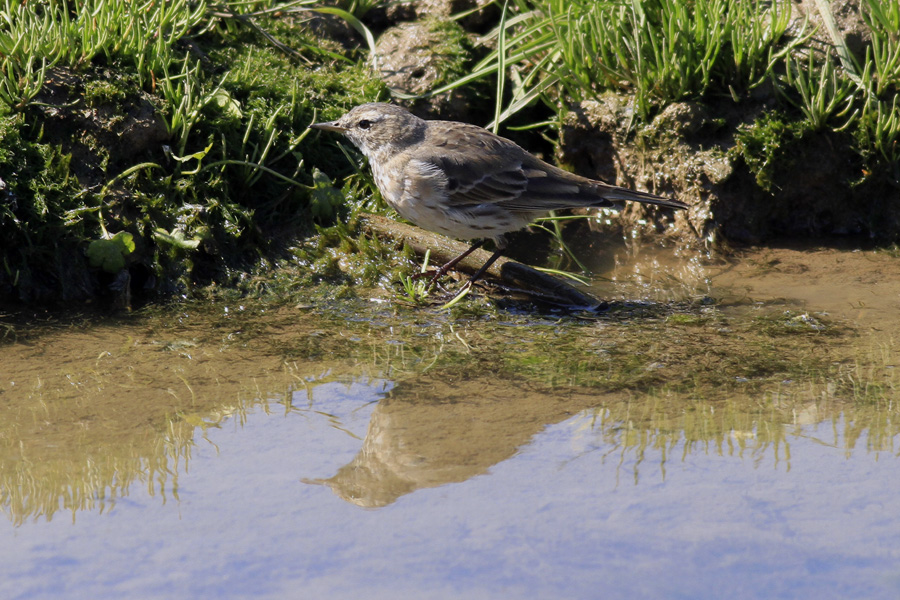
[31,66,169,190]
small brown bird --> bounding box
[311,103,687,286]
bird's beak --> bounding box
[309,121,347,133]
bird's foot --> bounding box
[409,268,444,282]
[410,265,455,293]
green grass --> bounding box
[0,0,385,304]
[433,0,900,188]
[434,0,798,123]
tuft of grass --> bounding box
[437,0,800,125]
[398,249,432,304]
[782,50,859,131]
[435,0,900,196]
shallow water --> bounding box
[2,244,899,599]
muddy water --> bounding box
[2,245,899,599]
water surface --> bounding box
[2,244,898,599]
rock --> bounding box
[369,0,498,32]
[372,19,484,120]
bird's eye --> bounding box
[357,119,372,130]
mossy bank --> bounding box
[1,0,899,308]
[0,2,387,306]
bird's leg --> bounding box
[467,246,505,286]
[439,246,506,306]
[412,240,486,287]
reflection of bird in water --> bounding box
[304,452,417,509]
[302,378,619,508]
[304,400,467,508]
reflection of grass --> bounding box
[2,291,897,522]
[1,422,195,526]
[580,391,900,482]
[0,305,363,524]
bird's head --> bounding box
[310,103,426,160]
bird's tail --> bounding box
[601,185,688,210]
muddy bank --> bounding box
[559,95,896,246]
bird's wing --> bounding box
[416,127,586,208]
[417,123,683,211]
[414,126,532,207]
[422,148,617,211]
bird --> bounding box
[310,103,687,288]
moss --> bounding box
[730,111,812,193]
[0,9,388,306]
[83,79,128,108]
[490,307,842,395]
[666,313,706,326]
[751,310,839,337]
[422,17,476,88]
[192,17,387,238]
[0,114,96,302]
